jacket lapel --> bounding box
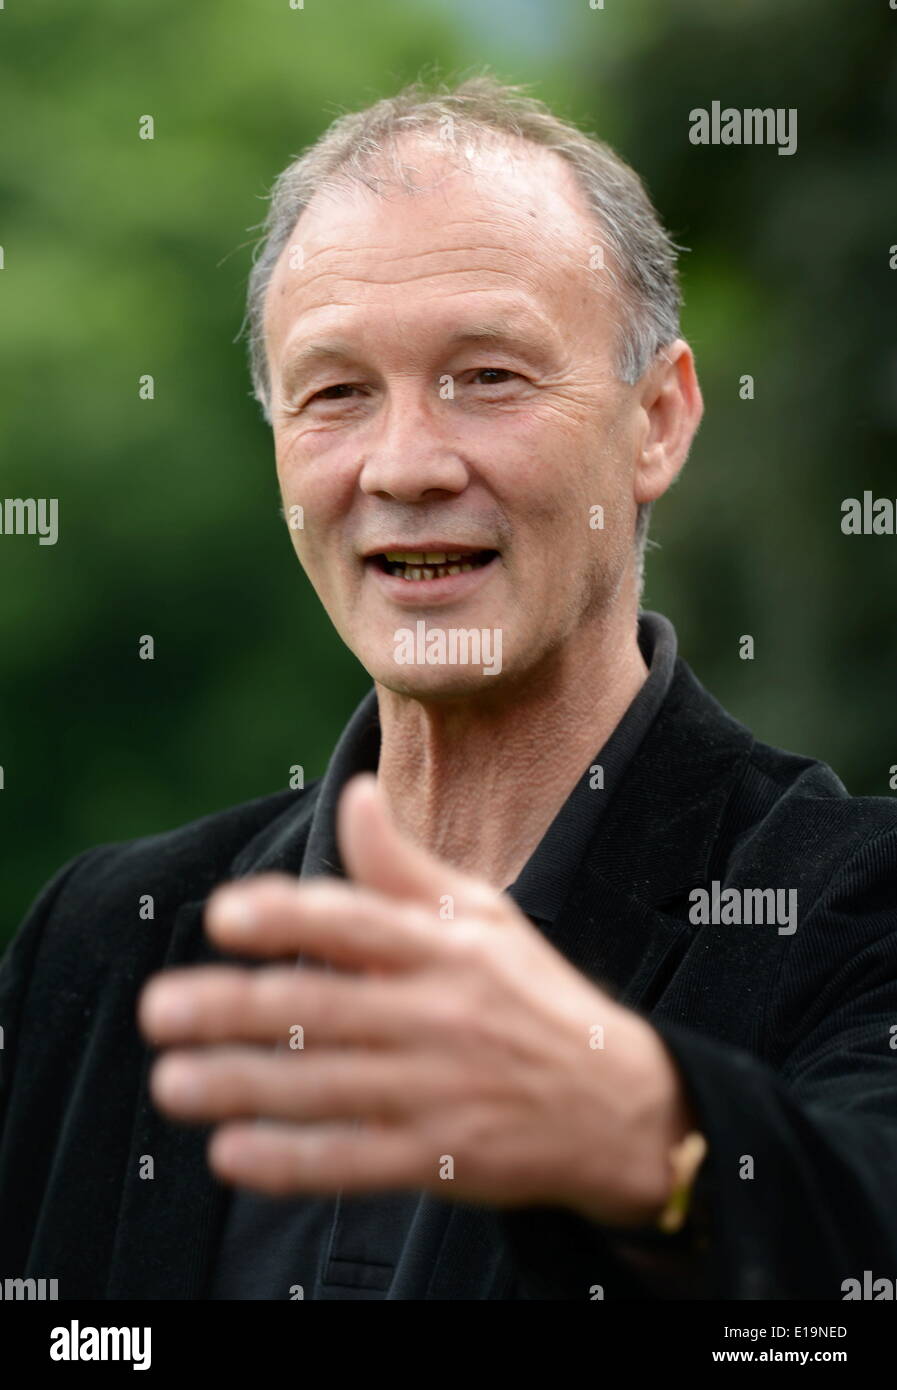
[539,658,755,1011]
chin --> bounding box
[366,658,509,701]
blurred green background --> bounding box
[2,0,896,943]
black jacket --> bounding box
[3,653,897,1299]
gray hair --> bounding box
[245,75,685,572]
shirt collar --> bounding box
[507,610,677,923]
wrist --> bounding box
[571,1014,700,1227]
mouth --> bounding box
[364,547,500,583]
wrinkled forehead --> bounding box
[264,133,622,357]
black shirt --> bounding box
[206,610,678,1299]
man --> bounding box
[2,77,897,1301]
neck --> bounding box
[374,598,648,890]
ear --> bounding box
[633,339,704,507]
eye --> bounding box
[470,368,519,386]
[309,383,362,402]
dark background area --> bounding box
[2,0,895,943]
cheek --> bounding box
[491,427,598,545]
[274,432,317,500]
[499,416,631,593]
[274,432,358,541]
[270,446,338,601]
[476,413,573,506]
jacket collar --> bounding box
[535,654,754,1011]
[106,642,754,1297]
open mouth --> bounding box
[368,549,499,582]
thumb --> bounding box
[336,773,499,919]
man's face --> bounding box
[263,137,649,697]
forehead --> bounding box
[263,136,618,358]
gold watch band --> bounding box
[656,1131,708,1234]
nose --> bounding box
[358,388,469,503]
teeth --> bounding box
[379,550,493,580]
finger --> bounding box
[150,1046,451,1124]
[337,774,502,920]
[205,874,447,970]
[207,1118,433,1196]
[138,963,446,1049]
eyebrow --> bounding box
[279,342,360,396]
[441,323,559,363]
